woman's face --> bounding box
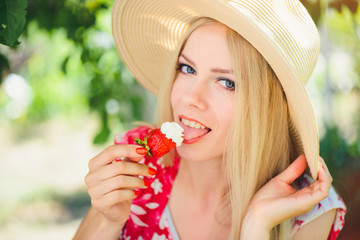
[171,22,236,162]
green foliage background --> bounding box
[0,0,27,46]
[0,0,359,239]
[1,0,154,145]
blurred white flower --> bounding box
[91,31,114,49]
[4,73,33,119]
[329,50,357,94]
[105,98,120,114]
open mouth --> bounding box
[179,116,211,143]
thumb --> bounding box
[276,154,307,184]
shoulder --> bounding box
[292,209,336,240]
[292,174,346,239]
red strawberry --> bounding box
[135,129,176,157]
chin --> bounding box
[177,147,202,161]
[176,145,222,163]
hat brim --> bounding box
[112,0,319,179]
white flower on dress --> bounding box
[130,213,149,227]
[159,211,169,230]
[333,209,346,231]
[151,233,167,240]
[120,228,130,240]
[121,228,131,240]
[156,158,165,169]
[138,237,144,240]
[145,202,160,209]
[151,178,163,195]
[129,204,149,227]
[131,204,147,215]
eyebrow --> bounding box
[179,54,234,74]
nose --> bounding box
[181,78,208,111]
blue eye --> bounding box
[218,79,235,90]
[177,63,195,74]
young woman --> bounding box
[74,0,346,239]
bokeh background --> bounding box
[0,0,359,239]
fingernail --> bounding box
[136,147,147,155]
[148,167,157,175]
[134,190,140,196]
[144,179,151,187]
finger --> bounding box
[113,155,146,163]
[90,176,149,196]
[276,154,307,184]
[298,164,331,204]
[300,168,331,205]
[85,161,156,186]
[121,156,143,163]
[318,157,333,183]
[89,145,147,169]
[93,189,137,212]
[113,161,157,178]
[317,161,332,191]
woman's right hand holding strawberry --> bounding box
[74,144,156,240]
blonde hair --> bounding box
[155,18,295,239]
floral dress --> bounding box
[115,126,346,240]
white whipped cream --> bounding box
[160,122,184,147]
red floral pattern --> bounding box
[116,127,346,240]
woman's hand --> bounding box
[241,154,332,239]
[84,144,156,225]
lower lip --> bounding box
[183,135,206,144]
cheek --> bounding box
[217,101,235,136]
[225,104,235,126]
[215,95,235,122]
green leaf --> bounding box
[134,137,152,156]
[0,0,28,46]
[135,137,147,145]
[0,52,10,84]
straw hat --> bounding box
[112,0,320,179]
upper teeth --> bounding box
[181,118,206,129]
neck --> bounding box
[176,156,227,207]
[170,155,233,235]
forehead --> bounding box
[179,23,233,68]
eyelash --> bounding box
[176,63,235,91]
[176,63,195,74]
[218,78,236,91]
